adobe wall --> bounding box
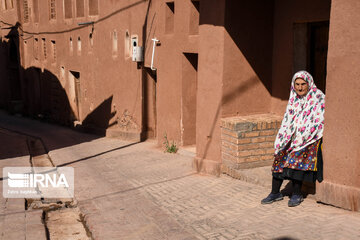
[316,0,360,211]
[18,0,149,136]
[153,0,199,146]
[271,0,331,115]
[10,0,202,144]
[195,0,275,174]
[194,0,225,175]
[222,0,273,117]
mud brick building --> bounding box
[0,0,359,211]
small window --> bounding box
[6,0,13,9]
[76,0,84,17]
[89,0,98,16]
[77,36,81,54]
[125,31,130,58]
[2,0,7,10]
[33,0,39,23]
[60,66,66,84]
[61,66,65,78]
[165,2,175,34]
[89,32,94,48]
[23,0,30,23]
[69,37,73,55]
[42,38,47,59]
[112,30,118,53]
[64,0,72,19]
[49,0,56,20]
[34,38,39,60]
[51,40,56,61]
[24,40,28,59]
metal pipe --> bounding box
[77,21,94,26]
[151,38,159,71]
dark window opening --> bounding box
[70,71,81,120]
[42,38,47,59]
[51,40,56,61]
[293,21,329,93]
[34,38,39,60]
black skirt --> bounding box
[272,140,323,183]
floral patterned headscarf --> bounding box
[274,71,325,155]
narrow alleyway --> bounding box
[0,111,360,240]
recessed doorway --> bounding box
[182,53,198,146]
[293,21,329,93]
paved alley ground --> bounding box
[0,111,360,240]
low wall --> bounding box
[221,114,282,174]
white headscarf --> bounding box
[274,71,325,155]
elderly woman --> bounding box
[261,71,325,207]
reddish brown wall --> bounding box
[271,0,331,115]
[195,0,275,174]
[153,0,199,145]
[181,53,197,145]
[316,0,360,211]
[17,0,149,135]
[194,0,225,174]
[222,0,273,117]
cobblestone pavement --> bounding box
[1,112,360,239]
[51,139,360,240]
[0,129,47,240]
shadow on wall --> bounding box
[224,0,274,95]
[199,0,275,98]
[0,23,22,109]
[0,67,118,160]
[0,37,11,108]
[82,95,117,133]
[0,38,118,160]
[197,76,259,168]
[23,67,75,125]
[21,66,117,132]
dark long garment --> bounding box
[272,138,323,183]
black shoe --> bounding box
[261,192,283,204]
[288,194,303,207]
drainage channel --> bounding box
[1,127,93,240]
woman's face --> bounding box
[294,78,309,97]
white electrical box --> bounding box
[131,36,143,62]
[132,46,143,62]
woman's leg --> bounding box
[288,179,304,207]
[261,177,284,204]
[292,179,303,195]
[271,177,283,194]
